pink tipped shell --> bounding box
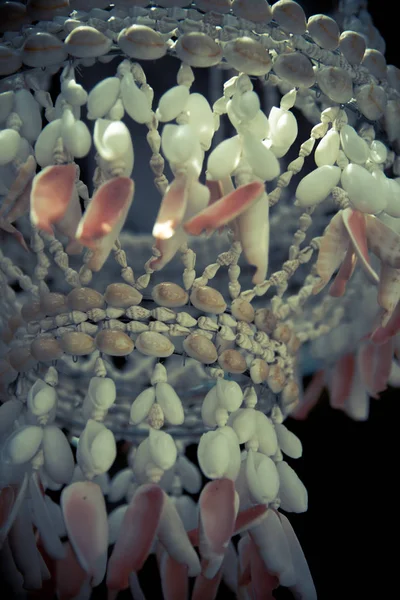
[30,336,63,362]
[30,164,76,234]
[175,33,223,68]
[218,349,247,374]
[40,292,68,316]
[118,25,167,61]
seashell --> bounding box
[155,382,184,425]
[197,430,230,479]
[232,0,273,23]
[93,119,134,172]
[41,293,68,317]
[148,429,177,472]
[22,32,67,68]
[0,129,20,167]
[120,71,152,125]
[151,282,188,308]
[307,14,339,50]
[161,123,200,166]
[95,330,134,357]
[255,411,278,456]
[230,298,255,323]
[5,425,43,465]
[250,358,269,384]
[130,387,156,425]
[223,37,272,76]
[190,286,227,314]
[369,140,387,164]
[104,283,142,308]
[274,423,302,458]
[271,0,307,35]
[0,2,28,34]
[268,106,298,157]
[196,0,232,13]
[77,419,117,478]
[339,124,369,165]
[387,65,400,94]
[378,176,400,219]
[316,67,353,104]
[314,129,340,167]
[339,30,366,66]
[8,346,37,372]
[215,378,243,413]
[355,84,387,121]
[0,45,22,76]
[0,91,14,125]
[30,336,63,362]
[0,399,23,435]
[185,93,215,150]
[273,52,315,88]
[254,307,277,334]
[156,85,190,123]
[175,33,223,68]
[136,331,174,358]
[246,450,279,504]
[242,131,280,181]
[229,408,256,444]
[59,332,96,356]
[21,299,44,322]
[87,77,120,120]
[183,333,218,364]
[118,25,167,61]
[276,461,308,513]
[67,288,105,312]
[34,119,62,168]
[206,135,241,181]
[281,379,300,410]
[384,99,400,143]
[65,26,113,58]
[267,363,286,393]
[295,165,341,207]
[218,349,247,373]
[14,89,42,144]
[361,48,386,81]
[42,425,75,484]
[341,164,385,214]
[27,0,70,21]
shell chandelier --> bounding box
[0,0,399,598]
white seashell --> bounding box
[61,78,87,107]
[340,124,369,165]
[371,172,400,219]
[197,430,230,479]
[369,140,387,164]
[173,495,198,532]
[148,428,177,471]
[229,408,256,444]
[218,425,241,480]
[0,129,20,166]
[87,77,120,120]
[355,84,387,121]
[108,505,128,545]
[307,14,339,50]
[42,425,74,484]
[108,468,132,503]
[361,48,386,81]
[22,32,67,67]
[255,410,278,456]
[121,71,152,125]
[175,32,223,68]
[161,123,199,166]
[118,25,167,61]
[245,450,280,504]
[268,107,298,157]
[316,67,353,104]
[65,26,112,58]
[341,164,385,214]
[34,119,62,168]
[176,456,202,494]
[185,93,215,150]
[272,0,307,35]
[27,379,57,418]
[155,383,184,425]
[201,385,219,427]
[61,111,92,159]
[0,399,23,435]
[94,118,132,163]
[242,131,280,181]
[273,52,315,88]
[223,37,272,76]
[216,378,243,412]
[206,135,241,180]
[274,423,302,458]
[314,129,340,167]
[77,419,117,478]
[295,165,341,207]
[14,89,42,143]
[130,386,156,425]
[339,30,366,65]
[156,85,190,123]
[5,425,43,465]
[276,461,308,512]
[44,496,67,538]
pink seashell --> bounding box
[249,537,279,599]
[378,263,400,326]
[118,25,167,61]
[192,567,223,600]
[223,37,273,76]
[65,26,113,59]
[313,211,349,294]
[291,370,325,420]
[342,208,379,285]
[153,175,189,240]
[76,177,134,271]
[107,484,164,591]
[30,164,76,234]
[159,548,189,600]
[355,83,387,121]
[55,541,88,600]
[61,481,108,587]
[328,246,357,298]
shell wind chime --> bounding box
[0,0,399,598]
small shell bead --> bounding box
[273,52,315,88]
[65,26,113,59]
[175,33,223,68]
[95,330,134,356]
[361,49,387,81]
[41,293,68,317]
[271,1,307,35]
[339,31,366,66]
[152,282,188,308]
[230,298,255,323]
[218,349,247,374]
[223,38,272,77]
[315,67,353,104]
[59,332,96,356]
[135,331,174,358]
[105,283,143,308]
[118,25,167,61]
[307,14,339,50]
[22,33,67,68]
[190,286,227,315]
[183,333,218,364]
[67,288,105,312]
[30,337,63,362]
